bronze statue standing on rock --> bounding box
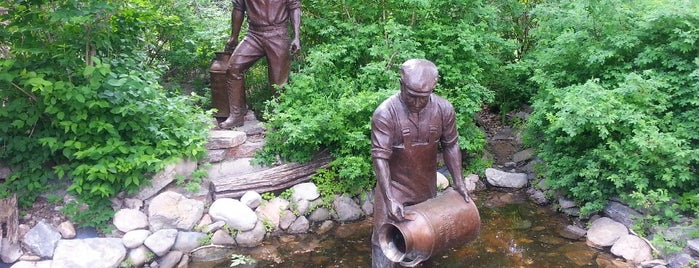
[370,59,472,267]
[219,0,302,129]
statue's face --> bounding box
[400,82,430,113]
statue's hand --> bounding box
[225,37,238,52]
[387,198,405,222]
[455,186,472,203]
[290,38,301,54]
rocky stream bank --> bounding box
[1,112,698,268]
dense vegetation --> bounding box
[1,0,697,234]
[521,1,699,227]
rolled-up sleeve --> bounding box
[371,111,394,160]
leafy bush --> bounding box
[523,0,699,218]
[256,0,512,196]
[0,0,210,225]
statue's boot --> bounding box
[218,76,246,129]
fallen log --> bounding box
[213,154,332,199]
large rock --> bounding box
[485,168,528,188]
[136,159,196,201]
[113,208,148,232]
[288,216,310,234]
[610,234,652,263]
[291,182,320,201]
[688,238,699,255]
[22,221,61,258]
[206,130,246,150]
[148,191,205,231]
[52,238,126,268]
[603,201,642,228]
[255,197,289,231]
[158,250,184,268]
[126,245,151,267]
[240,191,262,209]
[586,217,628,248]
[209,198,258,231]
[144,229,178,257]
[122,229,151,249]
[173,231,207,252]
[235,221,266,247]
[332,194,364,222]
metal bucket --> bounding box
[209,51,231,119]
[378,188,481,267]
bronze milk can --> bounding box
[209,51,231,120]
[378,188,481,267]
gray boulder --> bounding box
[52,238,126,268]
[22,221,61,258]
[148,191,205,231]
[586,217,628,248]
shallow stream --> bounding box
[197,189,630,268]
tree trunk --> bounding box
[213,154,332,199]
[0,194,19,243]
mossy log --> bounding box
[212,154,331,199]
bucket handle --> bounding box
[400,256,425,267]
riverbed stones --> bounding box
[114,208,149,232]
[148,191,205,231]
[174,231,207,252]
[127,245,151,267]
[291,182,320,201]
[332,194,363,222]
[288,216,310,234]
[240,191,262,209]
[210,198,258,232]
[235,221,266,247]
[603,201,641,228]
[587,217,628,248]
[159,250,184,268]
[256,197,290,231]
[309,206,332,222]
[22,221,61,258]
[485,168,528,188]
[559,225,587,240]
[56,221,75,239]
[52,238,126,268]
[122,229,152,249]
[144,228,178,256]
[212,229,236,245]
[610,234,653,263]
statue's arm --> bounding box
[225,9,245,52]
[289,7,301,54]
[373,157,404,221]
[444,141,470,202]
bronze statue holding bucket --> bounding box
[370,59,481,267]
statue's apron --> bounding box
[372,118,440,246]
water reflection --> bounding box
[209,190,625,268]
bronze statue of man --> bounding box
[219,0,302,129]
[370,59,471,267]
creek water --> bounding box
[200,189,629,268]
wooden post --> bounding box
[0,194,19,243]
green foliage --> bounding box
[199,232,214,246]
[0,1,210,221]
[523,0,699,218]
[61,199,115,234]
[229,254,257,267]
[258,0,511,197]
